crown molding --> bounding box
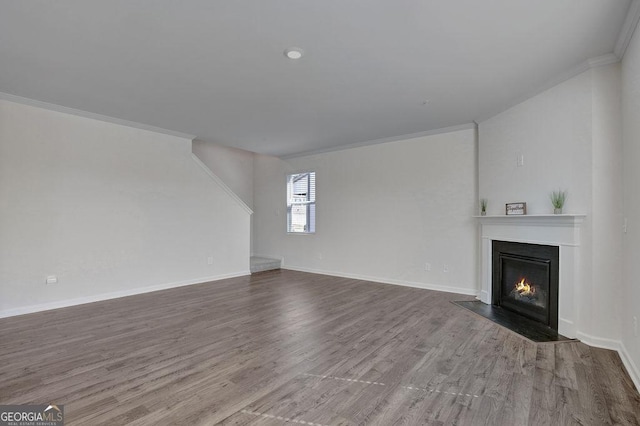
[615,0,640,59]
[280,122,477,159]
[587,53,620,68]
[0,91,196,141]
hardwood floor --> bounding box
[0,270,638,425]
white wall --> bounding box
[192,140,254,208]
[479,63,631,374]
[254,128,478,295]
[192,140,255,253]
[621,21,640,387]
[479,70,593,216]
[591,63,623,342]
[0,99,250,317]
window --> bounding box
[287,172,316,233]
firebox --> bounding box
[492,241,559,330]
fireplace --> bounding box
[492,240,559,330]
[478,214,584,338]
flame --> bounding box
[514,278,536,296]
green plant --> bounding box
[550,190,567,209]
[480,198,488,212]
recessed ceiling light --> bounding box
[284,48,304,60]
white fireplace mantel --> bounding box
[475,214,585,225]
[476,214,586,338]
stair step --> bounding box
[250,256,281,274]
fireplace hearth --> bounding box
[492,240,559,330]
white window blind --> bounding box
[287,172,316,233]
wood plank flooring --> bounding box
[0,270,638,425]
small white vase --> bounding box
[554,207,562,214]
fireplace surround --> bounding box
[492,240,559,329]
[477,214,585,338]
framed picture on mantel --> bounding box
[506,202,527,215]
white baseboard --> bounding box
[576,331,622,351]
[576,331,640,391]
[558,318,576,340]
[283,265,479,296]
[0,271,250,319]
[619,342,640,392]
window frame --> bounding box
[286,171,316,234]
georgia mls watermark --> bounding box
[0,405,64,426]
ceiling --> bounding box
[0,1,634,157]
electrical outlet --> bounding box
[443,264,449,273]
[207,256,214,265]
[517,154,524,167]
[634,316,638,337]
[46,276,57,284]
[425,262,431,271]
[624,218,628,234]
